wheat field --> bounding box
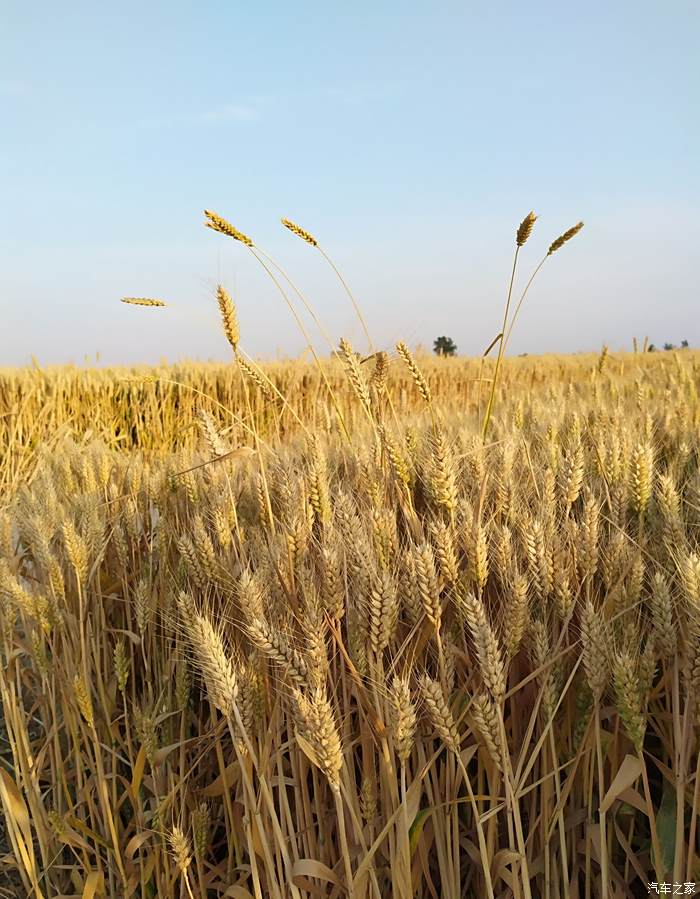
[1,213,699,898]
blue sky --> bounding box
[1,1,698,365]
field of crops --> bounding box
[1,205,700,898]
[2,339,700,898]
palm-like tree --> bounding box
[433,336,457,357]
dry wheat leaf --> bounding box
[81,871,104,899]
[600,754,642,813]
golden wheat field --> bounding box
[1,214,700,899]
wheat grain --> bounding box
[204,209,254,246]
[516,211,537,246]
[281,218,318,246]
[120,297,166,307]
[547,221,584,256]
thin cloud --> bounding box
[0,80,30,97]
[190,103,259,123]
[136,102,260,129]
[318,81,406,106]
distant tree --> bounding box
[433,336,457,357]
[663,342,676,351]
[647,344,656,352]
[681,339,689,349]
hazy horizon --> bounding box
[2,1,698,366]
[4,341,692,373]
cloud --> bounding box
[0,80,30,97]
[317,81,406,106]
[137,102,260,129]
[133,83,402,130]
[194,104,258,123]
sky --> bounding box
[1,1,698,366]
